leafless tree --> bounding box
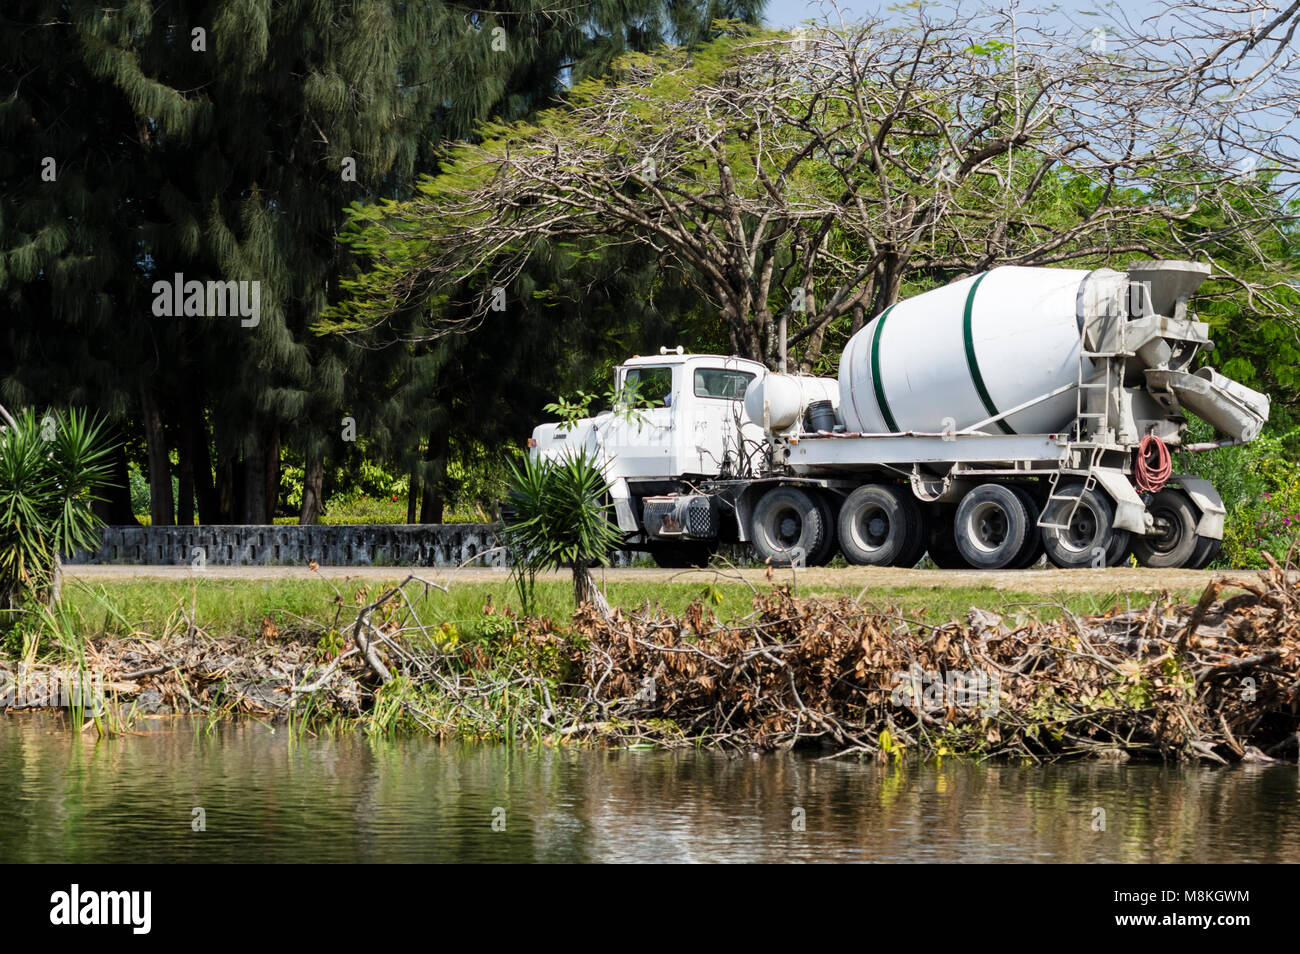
[340,0,1300,368]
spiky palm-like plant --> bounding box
[502,449,623,615]
[0,406,114,613]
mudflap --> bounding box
[610,477,640,533]
[1171,474,1226,540]
[1092,468,1149,536]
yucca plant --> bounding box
[0,406,114,622]
[501,448,622,616]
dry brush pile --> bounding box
[575,560,1300,762]
[5,563,1300,763]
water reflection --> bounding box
[1,716,1296,863]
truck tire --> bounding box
[1188,534,1223,569]
[648,542,714,569]
[1105,528,1134,566]
[1041,482,1121,569]
[1132,488,1199,568]
[954,483,1031,570]
[807,491,839,566]
[751,486,831,567]
[894,502,930,569]
[1008,485,1045,569]
[837,484,919,566]
[926,508,972,568]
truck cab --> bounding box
[528,352,767,563]
[530,351,767,481]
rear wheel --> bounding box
[926,508,972,569]
[1188,534,1223,569]
[954,483,1031,570]
[751,486,831,567]
[894,502,930,568]
[1041,482,1121,569]
[837,484,920,567]
[807,491,839,566]
[1008,485,1045,569]
[1132,488,1199,568]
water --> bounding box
[2,715,1297,863]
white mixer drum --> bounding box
[839,266,1121,435]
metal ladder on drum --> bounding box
[1039,289,1136,532]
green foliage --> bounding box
[1177,415,1300,568]
[502,449,623,610]
[543,376,665,428]
[543,393,601,428]
[0,407,114,611]
[2,0,760,527]
[1160,170,1300,412]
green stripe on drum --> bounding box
[869,304,901,433]
[962,273,1016,435]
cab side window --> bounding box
[694,368,755,400]
[622,367,673,408]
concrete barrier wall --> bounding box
[68,524,510,567]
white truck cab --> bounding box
[530,351,768,482]
[528,352,768,565]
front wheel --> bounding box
[751,486,831,567]
[1188,533,1223,569]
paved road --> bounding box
[64,563,1253,593]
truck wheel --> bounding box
[837,485,919,566]
[751,486,831,567]
[926,508,972,568]
[807,491,839,566]
[1041,482,1120,569]
[1008,485,1045,569]
[1132,488,1199,568]
[1105,528,1134,567]
[648,542,714,569]
[894,503,930,569]
[954,484,1030,570]
[1188,534,1223,569]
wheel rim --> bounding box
[850,503,890,553]
[771,505,802,549]
[965,500,1009,554]
[1147,506,1185,555]
[1059,502,1102,554]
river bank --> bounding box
[5,561,1297,763]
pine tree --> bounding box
[1,0,763,526]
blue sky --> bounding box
[761,1,1148,29]
[762,0,869,27]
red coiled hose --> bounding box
[1135,434,1171,493]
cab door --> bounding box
[600,364,679,479]
[680,363,760,477]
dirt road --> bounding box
[63,563,1253,593]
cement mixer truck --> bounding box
[528,261,1270,570]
